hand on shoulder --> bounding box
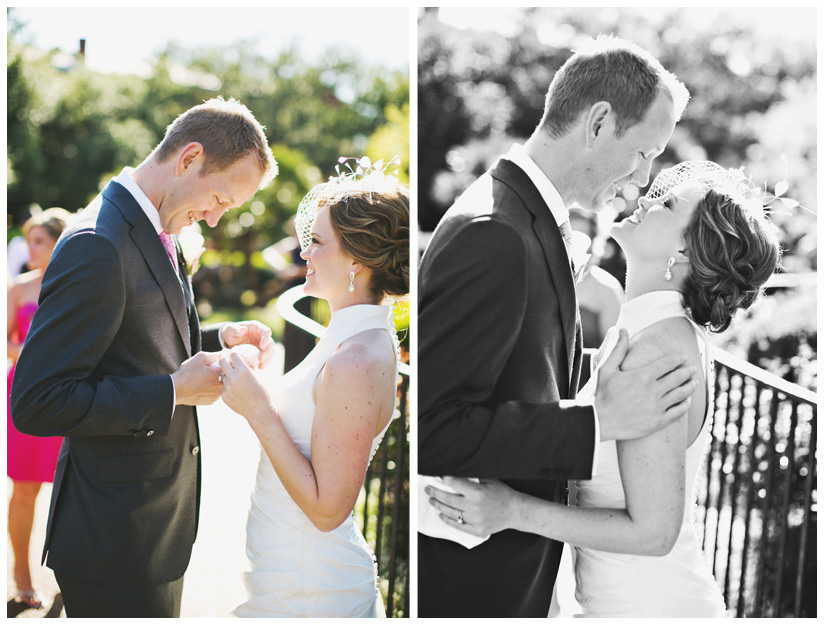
[596,323,698,442]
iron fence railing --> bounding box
[697,348,817,618]
[276,286,409,617]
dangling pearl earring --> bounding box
[348,270,355,293]
[664,256,676,281]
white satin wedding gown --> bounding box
[572,291,726,618]
[235,304,397,618]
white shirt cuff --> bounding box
[169,374,176,419]
[590,401,600,477]
[218,323,228,349]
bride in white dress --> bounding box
[218,160,409,617]
[426,161,780,617]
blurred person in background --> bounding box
[7,232,31,279]
[7,207,72,609]
[569,208,624,351]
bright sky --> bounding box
[435,6,817,43]
[9,7,411,74]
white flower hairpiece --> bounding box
[645,160,771,225]
[295,156,402,251]
[335,155,401,193]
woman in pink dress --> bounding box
[7,207,72,609]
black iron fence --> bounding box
[276,287,409,617]
[362,372,409,618]
[696,348,817,618]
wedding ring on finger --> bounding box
[219,373,225,383]
[457,510,464,525]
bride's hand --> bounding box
[220,320,276,369]
[218,351,271,420]
[425,477,517,537]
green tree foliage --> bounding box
[7,20,409,257]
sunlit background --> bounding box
[418,7,816,619]
[8,6,410,331]
[7,6,410,617]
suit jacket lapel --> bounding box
[491,159,580,392]
[175,244,201,354]
[105,183,193,357]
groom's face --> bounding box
[581,91,677,212]
[161,151,264,234]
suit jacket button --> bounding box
[128,429,137,436]
[191,445,200,456]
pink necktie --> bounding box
[159,231,179,272]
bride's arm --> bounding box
[220,338,393,532]
[430,319,701,556]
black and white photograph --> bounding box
[417,6,816,619]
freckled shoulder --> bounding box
[335,329,396,370]
[321,329,396,385]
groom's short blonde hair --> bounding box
[539,36,689,139]
[152,97,277,186]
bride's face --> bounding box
[610,180,705,262]
[300,204,357,301]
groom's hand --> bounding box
[221,321,276,369]
[171,351,223,406]
[595,329,697,441]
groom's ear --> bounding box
[176,142,205,176]
[585,101,612,145]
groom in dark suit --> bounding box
[418,37,694,617]
[11,98,278,617]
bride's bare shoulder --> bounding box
[624,316,702,370]
[322,330,396,384]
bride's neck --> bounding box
[623,257,681,302]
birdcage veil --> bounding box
[294,156,402,251]
[647,160,764,211]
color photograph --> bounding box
[7,6,409,618]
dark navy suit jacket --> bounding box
[12,181,221,586]
[418,158,596,617]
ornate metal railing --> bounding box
[696,348,817,618]
[276,286,409,618]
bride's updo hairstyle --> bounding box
[327,186,410,302]
[680,189,780,332]
[295,157,410,303]
[647,161,781,333]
